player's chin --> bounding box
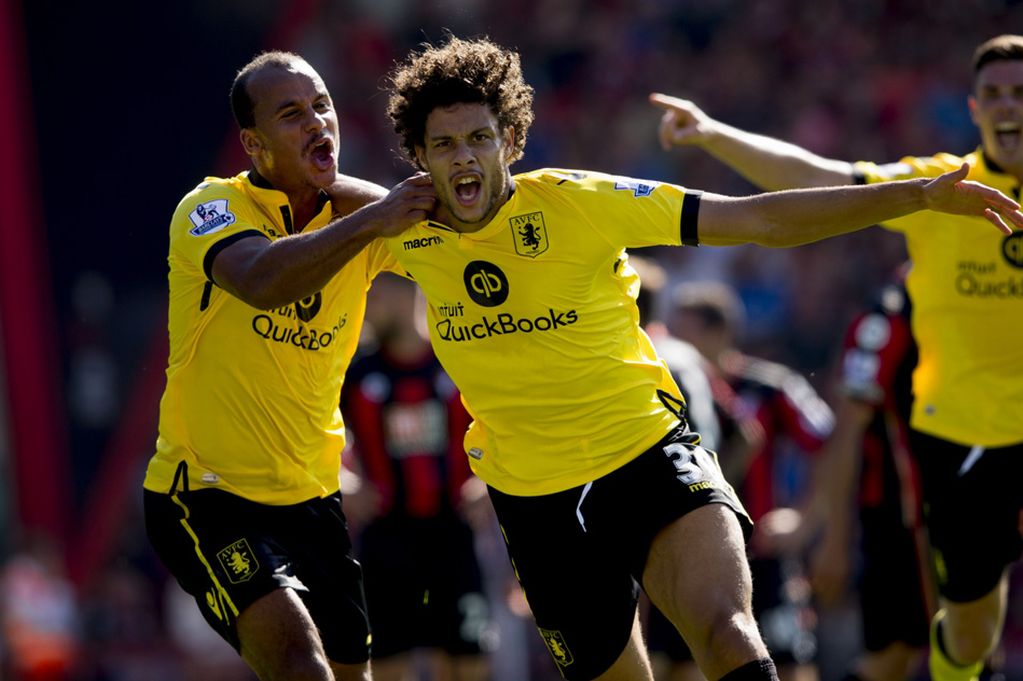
[307,164,338,188]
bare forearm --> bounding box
[701,121,854,190]
[215,202,390,310]
[700,179,927,247]
[252,217,378,306]
[215,173,434,310]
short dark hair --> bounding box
[972,35,1023,76]
[230,51,306,129]
[386,36,535,170]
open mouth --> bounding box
[453,175,481,206]
[994,121,1021,151]
[308,137,335,172]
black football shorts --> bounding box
[487,425,750,680]
[144,482,370,663]
[912,430,1023,603]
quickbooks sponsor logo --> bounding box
[1003,233,1023,269]
[955,259,1023,298]
[955,274,1023,298]
[251,313,348,350]
[435,309,578,342]
[463,261,508,306]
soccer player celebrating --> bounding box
[373,36,1021,681]
[142,52,434,681]
[651,33,1023,681]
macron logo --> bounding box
[403,235,443,251]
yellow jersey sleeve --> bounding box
[853,151,1023,446]
[523,169,698,248]
[170,179,269,283]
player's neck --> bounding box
[250,166,325,232]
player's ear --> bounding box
[414,145,429,172]
[502,126,515,156]
[240,128,262,157]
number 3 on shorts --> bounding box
[662,442,726,488]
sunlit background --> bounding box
[2,1,1023,679]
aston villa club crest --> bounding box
[510,212,549,258]
[217,538,260,583]
[539,628,574,668]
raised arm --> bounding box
[211,174,435,310]
[697,163,1021,247]
[649,93,853,190]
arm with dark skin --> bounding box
[211,174,434,310]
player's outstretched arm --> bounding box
[211,174,436,310]
[649,92,854,190]
[697,163,1021,247]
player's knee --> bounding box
[704,610,767,661]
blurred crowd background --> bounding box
[3,0,1023,679]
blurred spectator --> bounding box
[668,281,832,681]
[760,267,936,681]
[341,274,495,681]
[0,536,79,681]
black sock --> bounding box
[718,658,779,681]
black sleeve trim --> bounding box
[680,190,702,246]
[202,229,268,282]
[852,169,867,185]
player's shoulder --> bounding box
[330,174,388,216]
[514,168,598,188]
[179,173,251,204]
[171,173,255,236]
[515,168,667,197]
[907,151,970,176]
[856,151,966,182]
[174,174,252,215]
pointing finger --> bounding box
[649,92,686,111]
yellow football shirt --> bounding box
[386,169,701,495]
[855,150,1023,446]
[143,171,400,504]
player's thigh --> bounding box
[237,587,334,679]
[643,504,767,678]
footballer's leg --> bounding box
[643,504,774,681]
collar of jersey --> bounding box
[242,169,332,231]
